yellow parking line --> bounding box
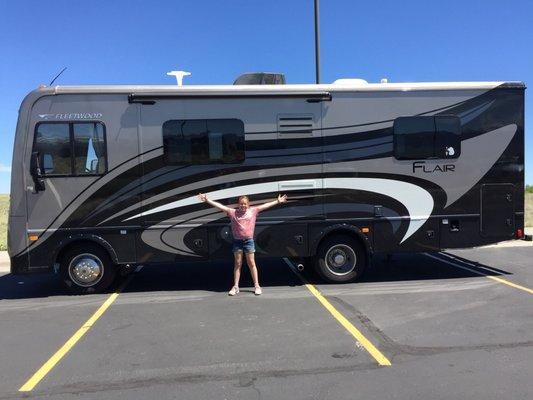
[488,276,533,294]
[19,276,134,392]
[425,253,533,295]
[283,258,391,366]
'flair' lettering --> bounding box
[412,161,455,173]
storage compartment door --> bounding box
[480,184,515,237]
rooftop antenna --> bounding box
[314,0,320,84]
[49,67,67,86]
[166,70,191,86]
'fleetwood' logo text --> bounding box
[412,161,455,173]
[38,113,103,120]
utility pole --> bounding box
[314,0,320,84]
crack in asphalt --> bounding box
[328,295,533,361]
[0,362,380,399]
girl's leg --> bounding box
[245,252,260,288]
[233,251,243,288]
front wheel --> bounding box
[314,235,366,283]
[60,243,117,294]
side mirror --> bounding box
[30,152,45,192]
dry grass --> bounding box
[525,193,533,228]
[0,195,9,251]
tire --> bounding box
[314,235,366,283]
[60,243,117,294]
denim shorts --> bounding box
[232,238,255,254]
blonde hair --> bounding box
[238,195,249,204]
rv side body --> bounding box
[8,83,525,279]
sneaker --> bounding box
[228,286,239,296]
[254,286,262,296]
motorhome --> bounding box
[8,75,525,293]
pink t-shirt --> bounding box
[227,207,260,240]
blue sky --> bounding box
[0,0,531,193]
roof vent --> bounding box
[332,78,368,86]
[234,73,286,85]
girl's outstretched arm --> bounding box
[198,193,232,213]
[257,194,288,212]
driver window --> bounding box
[34,122,107,176]
[34,123,71,175]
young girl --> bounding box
[198,193,288,295]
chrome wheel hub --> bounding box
[68,254,104,287]
[325,245,357,276]
[333,254,346,265]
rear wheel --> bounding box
[60,243,116,294]
[314,235,366,283]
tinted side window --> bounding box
[163,119,245,165]
[34,123,72,175]
[73,123,107,174]
[393,116,435,159]
[393,115,461,160]
[34,122,107,176]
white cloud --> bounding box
[0,164,11,173]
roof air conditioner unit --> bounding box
[234,73,286,85]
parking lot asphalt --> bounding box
[0,244,532,399]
